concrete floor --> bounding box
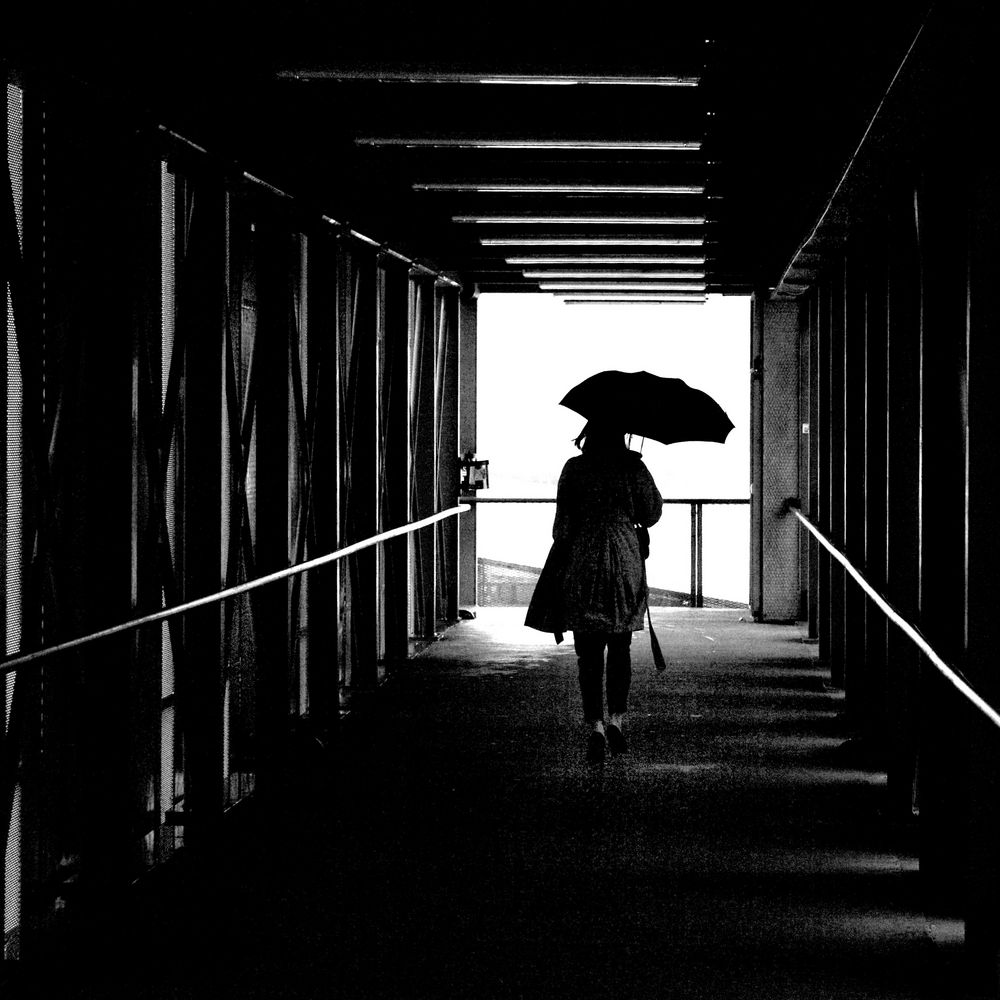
[29,608,968,998]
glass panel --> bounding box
[6,83,25,660]
[3,785,21,959]
[157,164,179,861]
[4,275,21,658]
[4,82,25,962]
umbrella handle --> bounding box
[628,434,645,455]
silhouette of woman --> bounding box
[526,419,662,762]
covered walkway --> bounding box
[34,609,962,999]
[5,10,999,991]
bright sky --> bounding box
[475,294,752,603]
[477,294,751,499]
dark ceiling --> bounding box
[7,3,935,299]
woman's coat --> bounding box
[525,449,662,637]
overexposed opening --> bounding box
[476,294,751,607]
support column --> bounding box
[915,159,970,904]
[755,297,801,621]
[252,211,292,799]
[806,292,820,639]
[303,233,339,731]
[411,276,437,639]
[435,285,459,626]
[843,246,869,734]
[797,296,812,624]
[884,185,921,820]
[749,295,763,619]
[336,245,379,691]
[963,129,1000,996]
[458,289,478,611]
[381,259,412,665]
[862,216,890,752]
[817,280,832,670]
[828,258,847,688]
[177,178,225,849]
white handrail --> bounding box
[1,504,470,676]
[789,504,1000,730]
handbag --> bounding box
[646,600,667,672]
[635,524,650,560]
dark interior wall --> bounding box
[1,64,464,962]
[786,7,1000,987]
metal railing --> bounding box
[1,505,471,677]
[466,496,749,608]
[788,502,1000,730]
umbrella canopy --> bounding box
[560,370,734,447]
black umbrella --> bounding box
[560,370,734,446]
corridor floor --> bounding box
[49,608,965,998]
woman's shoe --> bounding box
[586,731,607,764]
[606,724,628,756]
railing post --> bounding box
[698,503,704,607]
[689,502,704,608]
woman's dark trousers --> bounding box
[574,630,632,723]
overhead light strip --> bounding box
[279,71,700,87]
[562,298,705,306]
[559,295,707,303]
[505,255,707,265]
[357,138,702,151]
[477,76,700,87]
[455,215,706,225]
[523,270,706,280]
[413,183,706,194]
[482,237,704,246]
[539,283,706,292]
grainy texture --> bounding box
[526,451,662,635]
[25,609,962,999]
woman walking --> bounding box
[526,419,662,763]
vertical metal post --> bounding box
[915,153,970,902]
[844,245,868,726]
[688,502,705,608]
[302,232,339,734]
[963,100,1000,989]
[381,259,412,665]
[252,210,292,800]
[177,177,225,849]
[695,503,704,608]
[829,256,846,688]
[346,250,379,688]
[884,181,921,818]
[817,279,832,669]
[749,294,764,619]
[807,290,820,639]
[690,502,698,607]
[798,299,812,624]
[435,285,459,626]
[862,211,890,747]
[412,277,437,638]
[334,240,349,696]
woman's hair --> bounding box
[574,420,626,453]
